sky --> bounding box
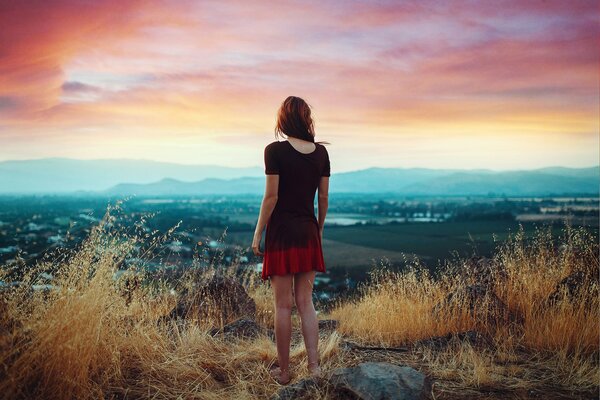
[0,0,598,173]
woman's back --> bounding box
[264,140,330,217]
[261,138,330,280]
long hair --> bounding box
[274,96,330,145]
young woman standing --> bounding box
[252,96,330,385]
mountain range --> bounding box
[0,158,598,196]
[0,158,262,194]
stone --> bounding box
[161,273,256,324]
[328,362,431,400]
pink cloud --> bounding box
[0,0,192,117]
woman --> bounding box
[252,96,330,385]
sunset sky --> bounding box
[1,0,598,173]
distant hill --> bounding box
[0,158,263,194]
[106,166,599,197]
[399,169,599,196]
[106,177,266,196]
[0,158,597,196]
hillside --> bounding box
[0,205,597,399]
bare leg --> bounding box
[270,274,293,383]
[293,270,321,376]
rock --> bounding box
[270,362,432,400]
[209,318,266,340]
[412,330,493,350]
[270,377,320,400]
[432,284,524,329]
[328,362,431,400]
[163,273,256,324]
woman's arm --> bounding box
[317,176,329,240]
[252,175,279,256]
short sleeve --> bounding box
[321,147,330,177]
[264,143,280,175]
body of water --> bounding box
[325,213,451,226]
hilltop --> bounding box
[0,206,598,399]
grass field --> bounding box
[222,218,597,272]
[324,220,544,263]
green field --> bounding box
[219,217,598,271]
[324,220,543,263]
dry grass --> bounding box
[0,203,349,400]
[330,223,599,396]
[0,203,598,399]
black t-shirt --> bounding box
[264,140,330,218]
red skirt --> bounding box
[261,211,326,280]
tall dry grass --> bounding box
[0,202,597,398]
[330,223,599,393]
[0,203,344,399]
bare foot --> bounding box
[269,366,291,385]
[308,361,322,378]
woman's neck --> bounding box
[288,135,314,144]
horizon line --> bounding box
[0,156,598,173]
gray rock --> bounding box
[328,362,431,400]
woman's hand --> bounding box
[319,227,324,242]
[252,231,264,256]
